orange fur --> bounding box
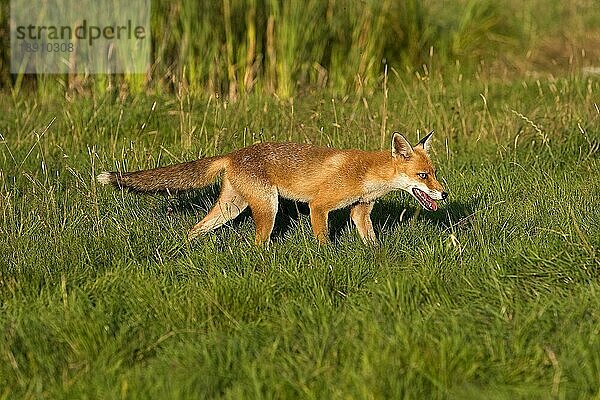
[98,132,447,245]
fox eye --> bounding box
[418,173,428,180]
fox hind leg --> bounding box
[188,178,248,240]
[245,188,278,246]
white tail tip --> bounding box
[96,172,113,185]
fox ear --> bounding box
[416,130,434,153]
[391,132,413,159]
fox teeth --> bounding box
[412,188,438,211]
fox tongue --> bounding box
[412,188,438,211]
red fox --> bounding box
[97,131,447,245]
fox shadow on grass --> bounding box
[160,187,478,244]
[369,197,479,234]
[323,197,478,242]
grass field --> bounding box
[1,0,600,397]
[1,72,599,398]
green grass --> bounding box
[1,73,599,398]
[4,0,599,96]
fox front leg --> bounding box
[350,202,378,246]
[308,203,330,244]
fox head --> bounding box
[390,131,447,211]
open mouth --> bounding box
[412,188,438,211]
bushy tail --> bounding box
[97,156,227,193]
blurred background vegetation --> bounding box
[2,0,599,98]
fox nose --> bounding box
[441,191,448,200]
